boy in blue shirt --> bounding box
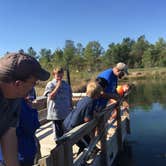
[63,81,103,155]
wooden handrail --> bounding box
[34,90,132,166]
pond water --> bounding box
[116,79,166,166]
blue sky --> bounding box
[0,0,166,56]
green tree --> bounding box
[154,38,166,66]
[104,42,117,68]
[74,43,85,71]
[27,47,38,59]
[84,41,103,71]
[63,40,76,69]
[52,49,65,67]
[158,50,166,67]
[131,35,149,68]
[119,38,135,67]
[39,48,52,70]
[142,49,153,67]
[104,38,134,68]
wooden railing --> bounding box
[34,92,131,166]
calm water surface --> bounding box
[116,80,166,166]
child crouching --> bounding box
[63,81,103,155]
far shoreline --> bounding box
[36,67,166,95]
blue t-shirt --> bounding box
[97,68,118,108]
[63,96,95,132]
[16,99,40,163]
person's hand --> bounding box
[121,101,129,110]
[56,79,62,87]
[48,93,55,100]
[49,79,62,100]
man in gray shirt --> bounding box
[0,52,50,166]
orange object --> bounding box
[116,85,124,96]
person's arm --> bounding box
[49,80,62,100]
[101,91,120,100]
[1,127,19,166]
[84,117,91,122]
[83,102,94,123]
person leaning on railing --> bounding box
[0,52,50,166]
[108,84,130,120]
[96,62,129,110]
[63,81,103,156]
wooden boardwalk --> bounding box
[36,121,80,159]
[36,121,55,157]
[34,90,132,166]
[35,110,130,166]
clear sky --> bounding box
[0,0,166,56]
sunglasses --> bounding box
[118,71,125,79]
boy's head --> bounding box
[86,81,103,98]
[122,84,130,92]
[96,77,108,90]
[52,67,64,80]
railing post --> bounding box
[50,144,65,166]
[116,104,123,152]
[63,142,73,166]
[98,113,109,166]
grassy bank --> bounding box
[128,67,166,79]
[36,67,166,96]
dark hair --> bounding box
[95,77,108,89]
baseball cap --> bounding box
[116,62,129,75]
[0,52,50,82]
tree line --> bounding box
[16,35,166,72]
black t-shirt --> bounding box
[0,92,21,138]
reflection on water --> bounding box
[116,80,166,166]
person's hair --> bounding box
[52,67,64,75]
[95,77,108,89]
[86,81,103,98]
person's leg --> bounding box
[33,136,41,164]
[52,120,64,141]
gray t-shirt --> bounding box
[43,79,72,120]
[0,92,21,138]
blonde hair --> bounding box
[52,67,64,75]
[86,81,103,98]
